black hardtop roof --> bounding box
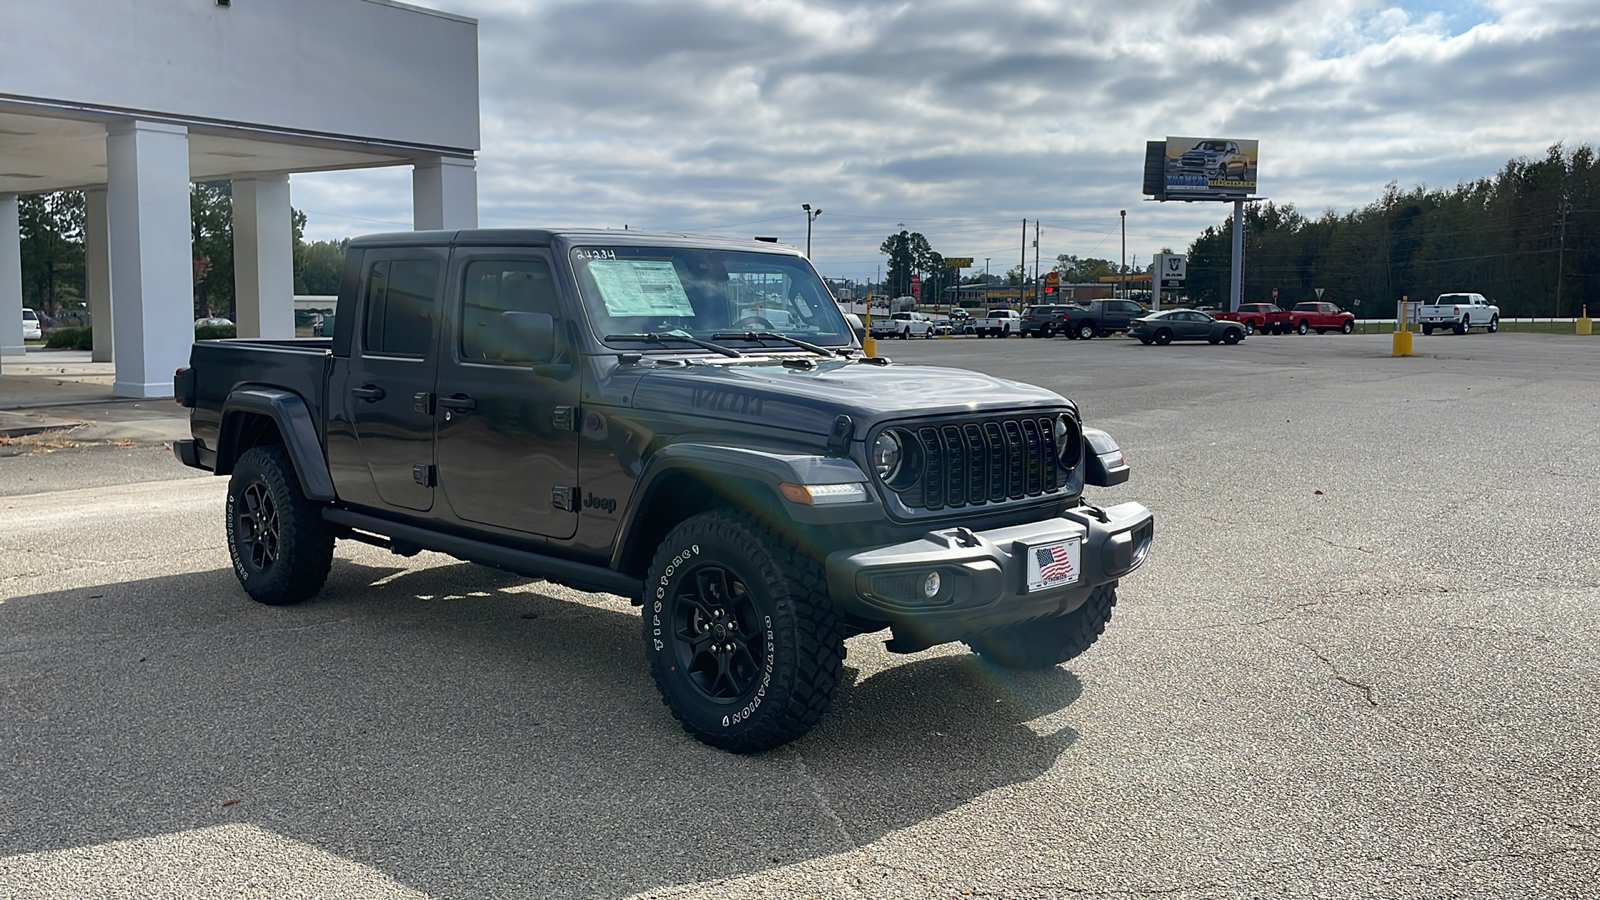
[347,228,803,255]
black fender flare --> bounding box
[218,387,336,501]
[609,443,878,571]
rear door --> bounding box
[432,249,581,539]
[326,248,446,513]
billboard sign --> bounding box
[1162,137,1258,200]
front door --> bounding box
[433,250,581,539]
[327,249,445,513]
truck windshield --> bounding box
[570,245,851,350]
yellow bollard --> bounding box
[862,299,878,356]
[1392,297,1413,356]
[1579,305,1593,336]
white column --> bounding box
[0,195,22,363]
[86,188,114,362]
[412,156,478,230]
[106,120,192,399]
[232,176,294,339]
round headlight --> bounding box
[871,431,903,481]
[1053,414,1082,469]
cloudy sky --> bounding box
[291,0,1600,283]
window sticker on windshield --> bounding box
[588,259,696,317]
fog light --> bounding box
[922,571,942,599]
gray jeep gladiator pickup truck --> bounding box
[173,228,1155,752]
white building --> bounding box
[1,0,480,397]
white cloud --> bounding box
[293,0,1600,279]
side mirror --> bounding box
[500,311,555,364]
[1082,427,1131,487]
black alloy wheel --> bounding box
[1154,328,1173,345]
[644,511,844,752]
[1223,328,1243,344]
[226,444,335,606]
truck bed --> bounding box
[186,338,334,461]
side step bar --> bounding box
[322,507,643,600]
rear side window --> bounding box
[363,258,440,357]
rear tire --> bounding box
[1077,322,1097,340]
[1297,320,1309,335]
[1456,317,1469,335]
[643,510,845,753]
[1243,321,1255,335]
[1423,324,1434,335]
[966,585,1117,670]
[226,445,334,606]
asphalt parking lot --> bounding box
[2,331,1597,899]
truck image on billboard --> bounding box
[1163,137,1258,199]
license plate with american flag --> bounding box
[1025,537,1081,592]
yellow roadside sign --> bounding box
[945,257,973,268]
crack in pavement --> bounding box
[1296,641,1379,707]
[792,749,857,853]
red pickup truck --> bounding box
[1287,301,1355,335]
[1214,303,1291,335]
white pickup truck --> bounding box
[870,311,936,339]
[974,308,1021,338]
[1419,293,1499,335]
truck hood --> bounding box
[629,358,1070,436]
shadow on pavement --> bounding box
[0,558,1087,899]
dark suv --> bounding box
[1019,305,1078,338]
[173,228,1155,752]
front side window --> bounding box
[459,259,560,363]
[363,258,440,357]
[571,245,851,348]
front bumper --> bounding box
[825,501,1154,648]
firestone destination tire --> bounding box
[966,584,1118,670]
[643,510,845,753]
[226,444,334,606]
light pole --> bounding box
[1120,209,1127,301]
[802,204,822,258]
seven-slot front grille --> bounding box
[890,414,1071,511]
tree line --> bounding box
[1185,143,1599,319]
[16,182,347,320]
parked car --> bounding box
[1020,304,1079,339]
[870,311,935,340]
[946,308,976,335]
[172,227,1155,754]
[195,316,234,328]
[1129,309,1246,345]
[1286,302,1354,335]
[1214,303,1291,335]
[974,308,1021,338]
[1418,293,1499,335]
[22,307,42,341]
[930,317,954,336]
[1061,299,1147,340]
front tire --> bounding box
[1487,315,1499,333]
[1154,328,1173,345]
[643,511,844,753]
[1223,328,1242,344]
[966,585,1118,669]
[1341,320,1354,334]
[226,444,334,606]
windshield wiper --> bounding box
[710,331,838,358]
[604,333,744,358]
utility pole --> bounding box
[1034,220,1041,303]
[1556,192,1570,327]
[1019,219,1027,309]
[1119,210,1127,300]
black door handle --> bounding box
[352,384,385,402]
[438,394,477,412]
